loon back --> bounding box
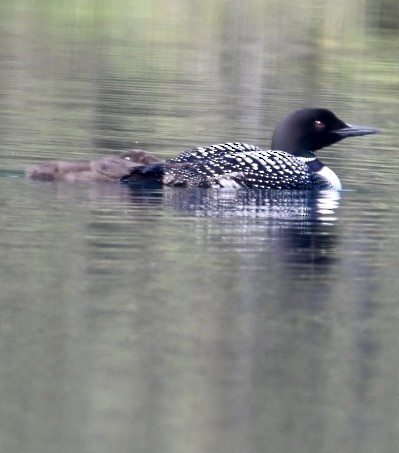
[121,108,378,190]
[120,143,338,190]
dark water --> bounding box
[1,1,399,452]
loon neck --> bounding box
[306,158,323,172]
[273,143,317,159]
[300,149,317,159]
[305,158,342,191]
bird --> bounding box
[26,149,159,181]
[120,108,378,190]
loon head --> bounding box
[271,108,379,157]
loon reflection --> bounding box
[160,187,340,222]
[125,187,341,271]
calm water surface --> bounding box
[1,1,399,453]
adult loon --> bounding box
[121,108,378,190]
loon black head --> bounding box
[271,108,378,157]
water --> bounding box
[1,1,399,452]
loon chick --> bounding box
[121,108,378,190]
[26,149,159,181]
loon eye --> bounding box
[314,120,325,130]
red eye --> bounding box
[314,120,325,129]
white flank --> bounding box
[317,166,342,191]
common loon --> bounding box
[26,149,159,181]
[120,108,378,190]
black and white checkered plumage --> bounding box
[163,143,326,189]
[121,108,378,190]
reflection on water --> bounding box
[162,187,340,220]
[2,177,399,453]
[163,187,341,269]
